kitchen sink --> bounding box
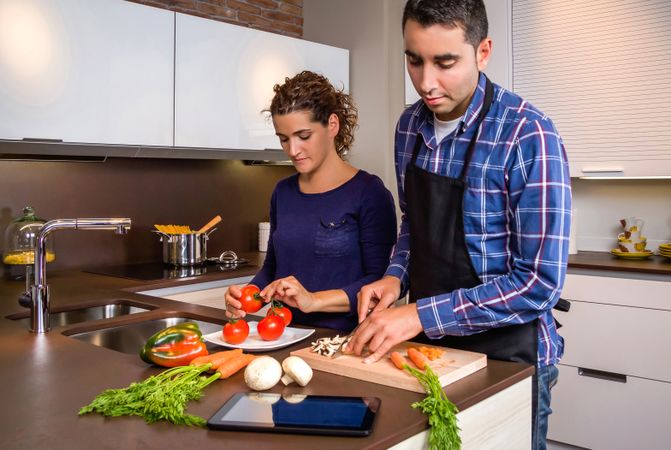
[64,316,223,355]
[8,300,154,328]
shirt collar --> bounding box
[462,72,489,132]
[410,72,489,149]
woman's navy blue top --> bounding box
[250,170,397,332]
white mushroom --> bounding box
[282,393,308,404]
[247,392,281,404]
[244,356,282,391]
[280,356,313,386]
[310,335,349,357]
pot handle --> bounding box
[204,228,217,238]
[152,230,172,241]
[218,250,238,263]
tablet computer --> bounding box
[207,393,380,436]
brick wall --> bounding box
[127,0,303,37]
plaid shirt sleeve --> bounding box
[384,117,415,294]
[416,117,572,338]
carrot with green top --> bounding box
[390,351,410,370]
[190,348,243,368]
[216,353,256,379]
[407,347,429,370]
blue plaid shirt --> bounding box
[386,73,571,367]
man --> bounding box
[346,1,571,449]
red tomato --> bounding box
[267,300,292,326]
[257,315,285,341]
[223,319,249,345]
[239,284,263,313]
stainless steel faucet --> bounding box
[29,218,132,333]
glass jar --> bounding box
[3,206,55,267]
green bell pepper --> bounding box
[140,322,209,367]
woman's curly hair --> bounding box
[267,71,358,158]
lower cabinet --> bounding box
[549,364,671,450]
[548,272,671,449]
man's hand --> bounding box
[344,303,424,364]
[356,276,402,323]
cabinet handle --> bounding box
[21,137,63,143]
[579,167,625,179]
[578,367,627,383]
[580,167,624,174]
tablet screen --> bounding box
[207,393,380,436]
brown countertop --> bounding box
[569,250,671,276]
[0,256,533,450]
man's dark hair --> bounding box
[402,0,488,48]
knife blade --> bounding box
[329,311,370,359]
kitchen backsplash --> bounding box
[0,158,294,277]
[572,179,671,252]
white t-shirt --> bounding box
[433,114,463,145]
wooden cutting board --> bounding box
[290,341,487,393]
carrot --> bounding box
[190,348,243,367]
[216,353,256,379]
[418,345,445,361]
[407,347,429,370]
[390,351,409,370]
[209,349,248,371]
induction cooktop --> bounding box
[84,260,249,281]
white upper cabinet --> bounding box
[512,0,671,178]
[0,0,174,146]
[175,13,349,151]
[404,0,511,105]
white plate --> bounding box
[202,321,316,352]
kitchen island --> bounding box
[0,259,533,450]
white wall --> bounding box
[483,0,512,90]
[303,0,405,199]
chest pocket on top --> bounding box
[314,216,358,257]
[464,175,507,235]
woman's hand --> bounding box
[261,276,317,313]
[224,284,246,319]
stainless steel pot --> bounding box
[155,229,216,266]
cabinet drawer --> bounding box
[548,364,671,449]
[555,301,671,382]
[563,274,670,311]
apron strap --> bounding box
[410,130,424,165]
[459,77,494,181]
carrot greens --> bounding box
[405,365,461,450]
[79,364,219,427]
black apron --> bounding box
[405,77,538,365]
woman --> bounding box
[224,71,397,332]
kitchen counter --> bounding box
[0,255,534,450]
[569,250,671,276]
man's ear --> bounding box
[476,37,492,71]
